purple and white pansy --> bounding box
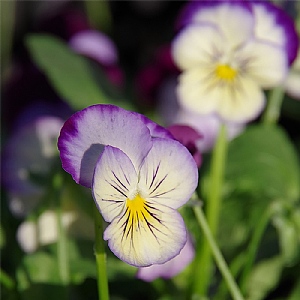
[58,104,198,267]
[172,0,299,123]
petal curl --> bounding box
[58,105,152,187]
[104,202,187,267]
[92,146,138,222]
[138,138,198,209]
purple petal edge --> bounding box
[175,0,252,32]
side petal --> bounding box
[104,202,187,267]
[138,138,198,209]
[58,104,152,188]
[238,40,288,88]
[92,146,138,222]
[172,24,225,70]
[177,68,220,115]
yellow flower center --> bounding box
[125,194,151,230]
[215,64,237,81]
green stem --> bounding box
[0,268,15,290]
[262,87,285,125]
[53,173,70,286]
[191,124,228,296]
[193,206,244,300]
[239,208,271,293]
[94,206,109,300]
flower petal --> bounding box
[92,146,138,222]
[104,201,187,267]
[176,1,253,49]
[237,40,288,88]
[138,138,198,209]
[58,105,152,187]
[217,76,265,122]
[136,233,195,281]
[172,24,225,70]
[251,1,299,65]
[177,67,265,123]
[177,68,220,115]
[69,30,118,66]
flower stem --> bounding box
[193,206,244,300]
[239,208,271,293]
[94,206,110,300]
[262,87,285,125]
[191,124,228,296]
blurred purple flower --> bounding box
[136,233,195,281]
[167,124,202,167]
[1,116,64,217]
[69,30,124,87]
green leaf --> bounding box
[225,125,300,201]
[17,252,60,288]
[25,34,109,110]
[246,256,283,300]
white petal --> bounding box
[104,201,187,267]
[172,24,225,70]
[92,146,138,222]
[177,68,220,115]
[237,41,288,88]
[252,4,286,48]
[138,138,198,209]
[177,67,265,122]
[189,2,254,49]
[217,76,265,122]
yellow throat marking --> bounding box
[215,64,237,81]
[125,194,151,230]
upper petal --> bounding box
[251,1,299,65]
[175,1,254,49]
[138,138,198,209]
[58,105,152,187]
[92,145,138,222]
[104,201,187,267]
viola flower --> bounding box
[136,233,195,281]
[172,0,299,122]
[58,104,198,267]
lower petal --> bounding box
[104,201,187,267]
[218,77,265,123]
